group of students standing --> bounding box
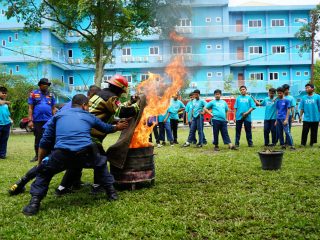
[150,82,320,151]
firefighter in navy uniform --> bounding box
[22,94,129,216]
[56,74,140,195]
[28,78,56,162]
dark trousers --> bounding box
[277,119,293,146]
[301,121,319,146]
[30,148,114,197]
[149,125,160,144]
[212,120,231,146]
[235,120,253,146]
[33,121,46,156]
[0,123,11,157]
[188,122,197,144]
[264,120,277,146]
[158,122,173,142]
[285,115,292,145]
[170,119,179,142]
[187,115,204,145]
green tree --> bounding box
[4,0,182,87]
[313,60,320,94]
[295,4,320,84]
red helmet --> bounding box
[107,74,128,93]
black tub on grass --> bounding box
[258,150,284,170]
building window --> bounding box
[15,65,19,72]
[122,48,131,56]
[61,75,64,83]
[216,72,222,77]
[14,33,18,40]
[2,40,6,46]
[250,73,264,80]
[296,45,300,49]
[216,45,222,50]
[205,17,211,23]
[248,20,262,28]
[271,19,285,27]
[296,71,301,76]
[103,75,112,82]
[141,74,149,81]
[206,45,212,50]
[1,9,5,16]
[272,46,286,54]
[178,18,192,27]
[123,75,132,83]
[304,71,309,76]
[68,76,74,85]
[269,72,279,80]
[216,17,222,22]
[207,72,213,78]
[68,49,73,58]
[282,72,287,77]
[172,46,192,54]
[8,36,12,43]
[149,46,159,55]
[295,18,307,23]
[249,46,263,54]
[9,69,13,75]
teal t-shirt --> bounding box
[0,104,11,125]
[168,100,185,120]
[185,101,193,122]
[284,95,296,116]
[158,109,170,123]
[205,99,228,121]
[192,99,207,118]
[300,94,320,122]
[234,95,256,122]
[261,97,277,120]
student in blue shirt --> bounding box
[183,89,207,147]
[0,87,12,159]
[22,94,128,216]
[275,87,295,150]
[185,92,197,144]
[252,88,277,146]
[234,86,256,147]
[158,109,174,146]
[204,89,236,151]
[299,83,320,147]
[169,94,185,144]
[282,84,296,144]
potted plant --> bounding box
[258,147,284,170]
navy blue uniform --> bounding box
[30,107,116,198]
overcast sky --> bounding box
[229,0,319,5]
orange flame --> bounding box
[169,31,189,44]
[129,56,187,148]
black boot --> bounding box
[8,177,27,196]
[22,196,41,216]
[105,185,118,201]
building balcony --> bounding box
[182,0,228,6]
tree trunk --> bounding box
[94,38,105,88]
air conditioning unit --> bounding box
[68,86,75,91]
[130,56,134,62]
[76,32,81,37]
[75,86,81,91]
[83,85,89,91]
[157,55,163,62]
[68,31,74,37]
[143,56,148,62]
[189,82,197,88]
[136,57,141,62]
[76,58,81,64]
[68,58,74,64]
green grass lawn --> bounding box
[0,126,319,239]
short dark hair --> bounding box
[0,86,8,93]
[189,92,194,97]
[268,88,276,93]
[305,83,315,89]
[239,85,247,90]
[282,84,290,90]
[277,87,284,93]
[193,89,200,94]
[87,85,101,97]
[72,94,89,107]
[214,89,222,95]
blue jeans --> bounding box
[285,115,292,145]
[158,122,173,142]
[212,120,231,146]
[235,120,252,146]
[264,120,277,146]
[0,123,11,157]
[188,115,204,145]
[188,122,197,144]
[277,119,293,146]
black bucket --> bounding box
[110,146,155,189]
[258,151,284,170]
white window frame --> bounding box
[149,46,159,55]
[172,46,192,54]
[141,74,149,81]
[206,45,212,50]
[216,44,222,50]
[68,76,74,85]
[68,49,73,58]
[248,19,262,28]
[250,72,264,80]
[207,72,213,78]
[205,17,211,23]
[282,72,287,77]
[216,17,222,23]
[103,75,113,83]
[14,33,18,40]
[122,47,131,56]
[295,18,307,23]
[15,65,19,72]
[269,72,279,80]
[2,40,6,46]
[304,71,309,76]
[123,75,132,83]
[8,36,12,43]
[271,19,285,27]
[272,45,286,54]
[249,46,263,55]
[216,72,223,77]
[296,71,301,77]
[177,18,192,27]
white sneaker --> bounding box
[157,144,162,148]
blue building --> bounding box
[0,1,314,113]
